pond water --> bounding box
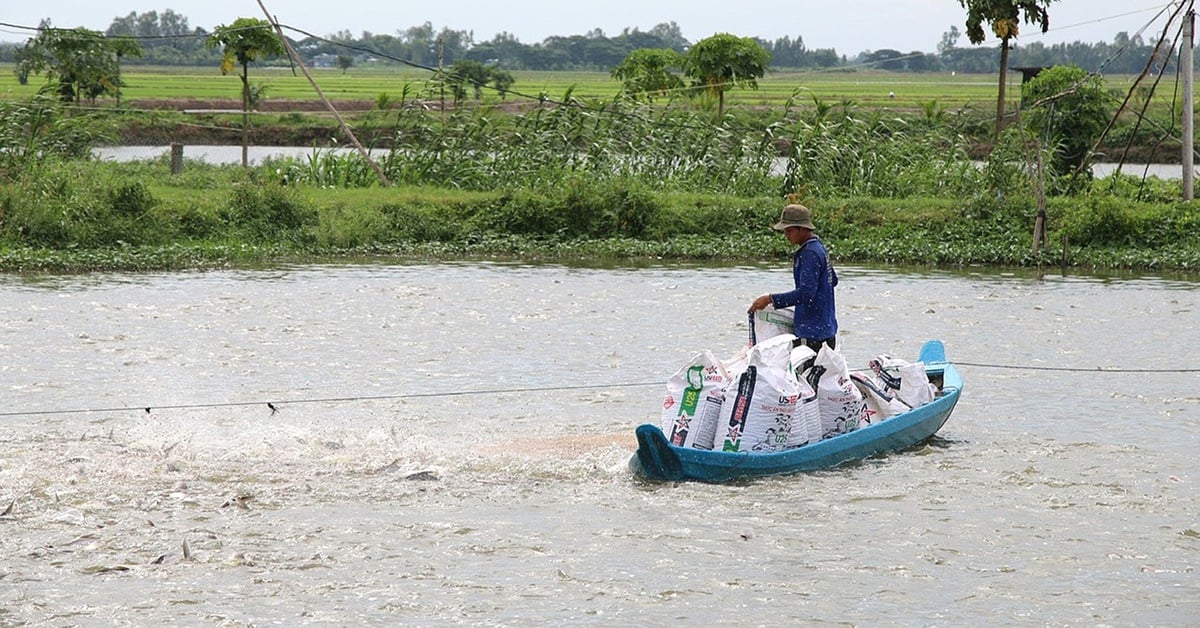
[95,145,1195,180]
[1,262,1196,624]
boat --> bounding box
[630,339,962,483]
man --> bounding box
[747,203,839,352]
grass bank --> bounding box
[1,159,1197,274]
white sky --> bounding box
[0,1,1185,54]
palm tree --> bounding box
[206,17,286,167]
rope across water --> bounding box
[0,361,1194,419]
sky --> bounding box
[0,1,1186,54]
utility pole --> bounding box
[1184,9,1194,200]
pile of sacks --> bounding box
[659,309,937,454]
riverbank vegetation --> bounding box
[3,12,1199,276]
[2,82,1198,275]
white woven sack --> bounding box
[807,344,870,439]
[868,355,936,408]
[850,371,910,422]
[749,306,794,346]
[660,350,729,450]
[716,334,797,453]
[787,345,821,448]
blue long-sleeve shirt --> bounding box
[769,236,838,340]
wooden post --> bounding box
[1032,140,1048,256]
[1184,10,1195,201]
[170,143,184,175]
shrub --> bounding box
[107,181,157,216]
[1021,65,1110,181]
[222,182,316,241]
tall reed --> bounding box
[266,89,986,201]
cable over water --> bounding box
[955,362,1200,373]
[0,361,1194,419]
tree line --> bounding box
[0,9,1182,75]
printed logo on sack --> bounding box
[663,396,676,410]
[670,415,692,446]
[704,364,723,382]
[722,367,756,452]
[869,359,903,390]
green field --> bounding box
[0,62,1182,118]
[0,63,1028,109]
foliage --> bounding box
[473,177,661,238]
[204,18,286,115]
[958,0,1054,44]
[267,145,381,188]
[683,34,771,116]
[206,18,286,79]
[221,179,317,242]
[1,159,165,247]
[441,60,516,103]
[2,156,1198,272]
[206,17,287,166]
[1057,195,1200,248]
[0,95,114,181]
[957,0,1057,134]
[611,49,686,101]
[980,125,1036,197]
[1020,64,1110,184]
[14,21,143,104]
[779,95,984,199]
[259,90,788,197]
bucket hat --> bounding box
[772,204,816,231]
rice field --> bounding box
[0,62,1185,119]
[0,62,1019,109]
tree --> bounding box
[206,17,286,167]
[16,21,142,105]
[648,21,689,51]
[490,69,515,98]
[106,10,206,65]
[938,25,962,55]
[1020,64,1109,183]
[442,60,516,104]
[336,55,354,74]
[683,33,771,116]
[611,48,686,101]
[958,0,1057,137]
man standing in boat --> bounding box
[747,203,839,353]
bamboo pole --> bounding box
[255,0,390,187]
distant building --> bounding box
[311,53,338,68]
[1011,65,1052,85]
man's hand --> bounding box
[748,294,772,313]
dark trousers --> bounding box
[793,336,836,353]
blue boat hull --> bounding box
[630,340,963,483]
